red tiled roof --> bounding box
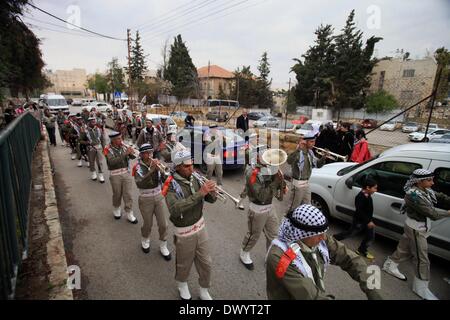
[198,65,234,79]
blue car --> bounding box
[177,126,246,172]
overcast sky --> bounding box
[24,0,450,89]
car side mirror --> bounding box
[345,177,354,189]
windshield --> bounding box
[45,99,67,106]
[300,123,313,130]
[337,155,379,176]
[405,122,416,126]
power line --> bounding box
[27,23,99,38]
[141,0,250,42]
[24,15,91,35]
[28,3,126,41]
[137,0,220,34]
[133,0,202,30]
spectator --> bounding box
[236,109,249,134]
[184,113,195,127]
[56,110,67,146]
[43,108,57,146]
[315,122,338,153]
[337,122,354,160]
[350,130,371,163]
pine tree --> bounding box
[128,31,147,83]
[232,66,258,107]
[165,34,198,101]
[256,52,274,109]
[106,57,126,94]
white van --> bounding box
[309,143,450,261]
[39,93,69,114]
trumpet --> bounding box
[121,143,140,157]
[148,158,171,176]
[191,171,243,210]
[313,147,348,162]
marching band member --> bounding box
[160,128,185,164]
[104,131,138,223]
[134,111,146,142]
[132,143,171,260]
[157,117,169,140]
[136,118,164,158]
[203,124,223,186]
[239,147,287,270]
[383,169,450,300]
[163,149,217,300]
[287,132,327,210]
[86,117,105,183]
[95,110,107,132]
[266,204,383,300]
[77,121,90,167]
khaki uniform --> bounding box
[204,132,223,185]
[105,144,136,212]
[390,188,450,281]
[136,127,164,149]
[241,164,286,252]
[165,172,217,288]
[134,159,169,240]
[266,235,383,300]
[287,148,326,210]
[86,126,105,173]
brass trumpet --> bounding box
[313,147,348,162]
[191,171,243,209]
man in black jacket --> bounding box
[337,122,354,160]
[236,109,249,133]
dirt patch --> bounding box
[15,142,51,299]
[52,170,89,300]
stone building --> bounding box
[369,57,438,117]
[197,65,235,100]
[45,68,88,98]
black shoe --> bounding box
[114,216,121,220]
[160,251,172,261]
[142,246,150,254]
[128,219,138,224]
[240,258,254,270]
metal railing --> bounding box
[0,112,41,299]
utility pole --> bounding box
[127,29,133,110]
[284,78,291,132]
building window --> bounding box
[403,69,415,77]
[378,71,385,91]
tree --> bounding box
[217,83,228,100]
[365,90,398,114]
[87,73,109,99]
[106,57,126,94]
[256,52,274,109]
[231,66,258,107]
[291,24,336,107]
[333,10,382,111]
[434,47,450,103]
[1,0,50,101]
[165,34,198,102]
[128,31,147,83]
[157,38,170,80]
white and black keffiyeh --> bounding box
[403,169,434,192]
[278,204,329,243]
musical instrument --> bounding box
[313,146,348,162]
[261,148,288,200]
[122,143,171,175]
[191,171,243,210]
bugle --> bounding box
[313,147,348,162]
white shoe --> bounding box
[160,241,171,261]
[177,281,192,300]
[127,211,138,224]
[84,161,90,167]
[199,287,213,300]
[77,160,82,167]
[413,277,439,300]
[141,238,150,253]
[240,249,254,270]
[113,207,121,219]
[91,171,97,180]
[98,173,105,183]
[382,257,407,281]
[71,154,76,160]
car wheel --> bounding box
[311,194,331,219]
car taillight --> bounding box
[223,150,236,158]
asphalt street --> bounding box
[50,132,450,300]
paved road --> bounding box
[50,133,450,300]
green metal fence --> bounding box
[0,112,41,299]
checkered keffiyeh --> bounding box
[278,204,329,243]
[403,169,434,192]
[172,149,192,166]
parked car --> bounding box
[248,111,268,120]
[71,100,83,107]
[253,116,279,128]
[429,133,450,144]
[146,114,177,132]
[39,93,69,114]
[169,111,188,120]
[309,143,450,261]
[206,110,229,122]
[361,119,377,129]
[402,122,420,133]
[150,104,164,109]
[379,120,398,131]
[176,126,246,172]
[86,101,112,113]
[291,115,309,125]
[408,128,450,142]
[295,120,323,136]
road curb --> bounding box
[41,127,73,300]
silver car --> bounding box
[402,122,420,133]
